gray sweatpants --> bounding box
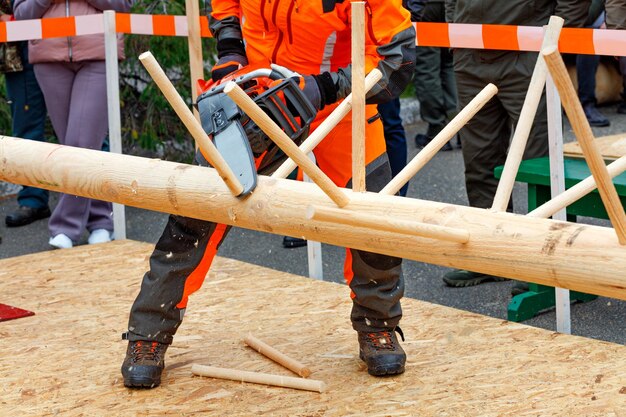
[34,61,113,241]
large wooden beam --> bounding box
[2,137,626,301]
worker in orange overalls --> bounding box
[121,0,416,388]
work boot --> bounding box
[5,205,51,227]
[442,269,508,287]
[617,100,626,115]
[121,340,168,388]
[583,104,610,127]
[282,236,307,248]
[415,133,452,151]
[358,328,406,376]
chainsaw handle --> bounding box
[202,68,287,97]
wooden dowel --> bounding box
[138,51,244,196]
[223,81,350,207]
[351,2,366,192]
[307,205,470,244]
[185,0,203,122]
[528,155,626,219]
[543,46,626,244]
[244,335,311,378]
[191,364,326,393]
[491,16,564,212]
[380,83,498,196]
[272,69,383,179]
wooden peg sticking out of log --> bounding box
[543,46,626,244]
[191,364,326,393]
[223,81,350,207]
[244,335,312,378]
[528,155,626,219]
[138,51,244,196]
[491,15,564,212]
[271,69,382,179]
[307,205,470,244]
[380,83,498,196]
[351,1,366,192]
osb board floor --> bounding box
[564,132,626,160]
[1,240,625,417]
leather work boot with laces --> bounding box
[121,340,168,388]
[358,328,406,376]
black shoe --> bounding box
[456,134,462,149]
[441,141,453,151]
[583,104,610,127]
[5,205,51,227]
[414,133,430,149]
[121,340,168,388]
[282,236,307,248]
[617,101,626,115]
[358,328,406,376]
[442,269,508,287]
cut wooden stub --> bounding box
[491,15,564,212]
[307,205,470,244]
[191,364,326,393]
[3,138,626,301]
[381,83,498,196]
[244,335,312,378]
[223,81,350,207]
[543,46,626,244]
[138,51,243,196]
[271,69,382,179]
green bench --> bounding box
[494,156,626,322]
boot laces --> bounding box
[365,331,397,351]
[130,341,164,363]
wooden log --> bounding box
[543,46,626,245]
[223,82,350,207]
[2,137,626,301]
[244,335,312,378]
[271,69,382,179]
[528,155,626,219]
[491,16,564,212]
[138,51,244,196]
[191,364,326,393]
[307,205,470,244]
[381,83,497,196]
[351,2,366,192]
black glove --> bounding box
[210,53,248,82]
[298,73,337,111]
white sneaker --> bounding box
[49,234,73,249]
[88,229,112,245]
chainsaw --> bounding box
[195,65,317,196]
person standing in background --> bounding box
[604,0,626,114]
[408,0,458,152]
[441,0,590,288]
[13,0,133,249]
[1,0,50,229]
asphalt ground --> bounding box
[1,101,625,345]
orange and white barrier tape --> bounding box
[0,14,624,56]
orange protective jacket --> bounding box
[208,0,416,186]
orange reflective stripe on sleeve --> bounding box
[176,223,228,309]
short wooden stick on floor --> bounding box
[543,46,626,244]
[244,335,312,378]
[191,364,326,393]
[138,51,244,196]
[307,205,470,244]
[224,81,350,207]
